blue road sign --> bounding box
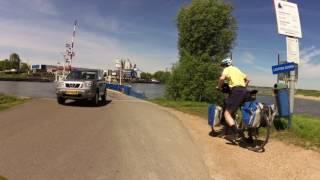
[272,62,296,74]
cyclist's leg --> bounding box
[224,87,247,126]
[224,87,247,141]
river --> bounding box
[0,81,319,116]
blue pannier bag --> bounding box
[208,104,223,127]
[241,101,263,128]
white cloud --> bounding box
[300,48,320,65]
[242,52,255,64]
[299,47,320,79]
[239,51,269,73]
[28,0,59,16]
[0,18,124,68]
[0,16,177,72]
[0,0,59,17]
[300,46,316,57]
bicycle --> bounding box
[209,87,277,152]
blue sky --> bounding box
[0,0,319,89]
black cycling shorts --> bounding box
[225,86,247,113]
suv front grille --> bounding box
[66,83,80,88]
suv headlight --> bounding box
[84,81,93,87]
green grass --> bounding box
[248,86,320,98]
[0,93,28,111]
[273,115,320,150]
[296,89,320,97]
[150,98,320,151]
[150,98,209,119]
[0,72,28,78]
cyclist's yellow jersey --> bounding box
[222,66,246,88]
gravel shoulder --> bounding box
[155,104,320,180]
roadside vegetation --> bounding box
[151,98,208,119]
[0,93,28,111]
[151,98,320,151]
[150,0,320,151]
[296,89,320,97]
[248,86,320,98]
[0,53,29,73]
[273,115,320,150]
[139,71,171,84]
[165,0,236,102]
[0,53,54,82]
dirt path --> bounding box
[0,95,211,180]
[158,106,320,180]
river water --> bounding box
[0,81,319,116]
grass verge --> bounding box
[296,89,320,97]
[150,98,209,119]
[0,93,29,111]
[272,115,320,150]
[150,98,320,151]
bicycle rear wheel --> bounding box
[247,116,272,152]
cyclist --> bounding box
[217,57,250,142]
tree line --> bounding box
[0,53,30,73]
[140,71,171,83]
[165,0,237,103]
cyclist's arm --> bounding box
[217,75,226,89]
[244,77,250,87]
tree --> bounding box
[177,0,237,58]
[0,59,13,71]
[166,50,223,102]
[140,72,153,81]
[9,53,21,71]
[20,63,30,73]
[153,71,171,83]
[166,0,237,102]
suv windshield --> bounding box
[66,71,97,80]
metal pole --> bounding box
[288,69,295,128]
[283,0,294,128]
[120,67,122,85]
[70,20,77,72]
[63,61,65,79]
[277,53,280,83]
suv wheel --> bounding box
[57,97,65,104]
[101,89,107,102]
[92,91,99,105]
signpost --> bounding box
[274,0,302,38]
[115,59,122,85]
[286,37,300,64]
[274,0,302,128]
[272,62,296,74]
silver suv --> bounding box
[56,69,107,105]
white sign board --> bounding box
[274,0,302,38]
[286,37,300,64]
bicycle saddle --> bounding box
[244,89,258,102]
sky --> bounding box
[0,0,319,90]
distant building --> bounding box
[31,64,77,73]
[31,64,48,73]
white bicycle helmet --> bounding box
[221,58,232,66]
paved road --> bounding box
[0,91,211,180]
